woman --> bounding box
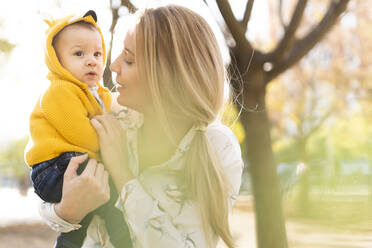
[40,5,243,248]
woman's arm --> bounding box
[91,114,134,191]
[91,114,203,246]
[91,117,243,247]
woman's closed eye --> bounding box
[125,60,134,65]
[122,51,134,65]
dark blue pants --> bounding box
[31,152,132,248]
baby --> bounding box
[25,10,131,248]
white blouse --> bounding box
[39,113,244,248]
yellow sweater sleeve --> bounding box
[40,84,99,153]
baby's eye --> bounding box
[74,51,83,56]
[94,52,102,57]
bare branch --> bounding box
[121,0,137,13]
[103,0,120,89]
[110,4,119,34]
[267,0,350,82]
[241,0,254,30]
[216,0,252,52]
[279,0,286,28]
[271,0,308,63]
[296,75,333,140]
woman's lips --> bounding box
[116,84,126,91]
[115,79,125,89]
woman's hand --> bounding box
[91,114,134,191]
[54,154,110,224]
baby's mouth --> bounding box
[87,72,97,76]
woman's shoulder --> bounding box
[206,122,240,147]
[206,122,242,162]
[206,121,244,191]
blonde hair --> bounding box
[134,5,234,247]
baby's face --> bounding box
[54,25,104,87]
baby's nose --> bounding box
[86,57,97,66]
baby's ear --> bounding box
[43,19,55,27]
[83,10,97,22]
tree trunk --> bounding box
[297,168,310,215]
[296,138,310,216]
[368,164,372,204]
[239,73,288,248]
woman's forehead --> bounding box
[123,29,135,52]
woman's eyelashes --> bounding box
[122,51,134,65]
[125,60,133,65]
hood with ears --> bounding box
[44,11,106,87]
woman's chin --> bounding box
[117,97,134,110]
[117,96,127,107]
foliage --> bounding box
[0,39,14,54]
[267,1,372,191]
[0,137,29,179]
[221,103,245,144]
[0,20,15,55]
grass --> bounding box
[284,185,372,232]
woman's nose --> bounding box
[109,58,118,72]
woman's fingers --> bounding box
[81,158,97,177]
[91,117,106,139]
[94,163,110,203]
[103,171,110,197]
[109,115,124,135]
[95,163,104,181]
[93,114,122,133]
[64,153,88,181]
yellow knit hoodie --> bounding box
[25,12,111,166]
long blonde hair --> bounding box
[134,5,234,247]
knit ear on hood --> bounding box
[44,10,106,88]
[43,10,97,27]
[83,10,97,22]
[44,19,57,27]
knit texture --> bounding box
[25,13,111,166]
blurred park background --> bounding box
[0,0,371,247]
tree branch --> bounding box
[279,0,287,29]
[103,1,119,89]
[121,0,137,13]
[241,0,254,30]
[267,0,350,82]
[271,0,308,63]
[216,0,252,52]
